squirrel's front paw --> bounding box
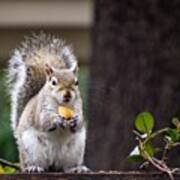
[54,116,68,129]
[68,116,79,133]
[45,116,67,132]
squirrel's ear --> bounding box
[73,65,79,76]
[45,64,53,76]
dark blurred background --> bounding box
[87,0,180,170]
[0,0,180,171]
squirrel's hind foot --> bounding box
[64,165,91,173]
[23,166,44,173]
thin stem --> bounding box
[138,140,174,180]
[173,142,180,147]
[0,158,20,170]
[162,143,169,162]
[162,142,180,162]
[144,128,169,144]
[133,130,142,138]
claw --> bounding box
[23,166,44,173]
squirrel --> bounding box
[7,33,89,173]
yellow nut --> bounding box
[58,106,75,120]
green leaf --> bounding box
[167,129,180,142]
[135,112,154,134]
[0,165,4,174]
[128,146,144,163]
[3,166,16,174]
[128,155,144,163]
[144,143,155,157]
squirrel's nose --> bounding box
[64,91,71,98]
[63,91,71,103]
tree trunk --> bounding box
[87,0,180,170]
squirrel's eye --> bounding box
[52,80,57,86]
[51,77,58,86]
[75,80,79,86]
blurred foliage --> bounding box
[0,65,89,162]
[0,69,18,162]
[0,164,16,174]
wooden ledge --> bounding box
[0,171,180,180]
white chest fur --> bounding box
[18,127,86,170]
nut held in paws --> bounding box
[58,106,75,120]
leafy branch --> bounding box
[0,158,20,170]
[128,112,180,180]
[0,158,20,174]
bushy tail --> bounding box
[8,50,28,130]
[7,33,78,131]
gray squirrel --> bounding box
[7,33,89,173]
